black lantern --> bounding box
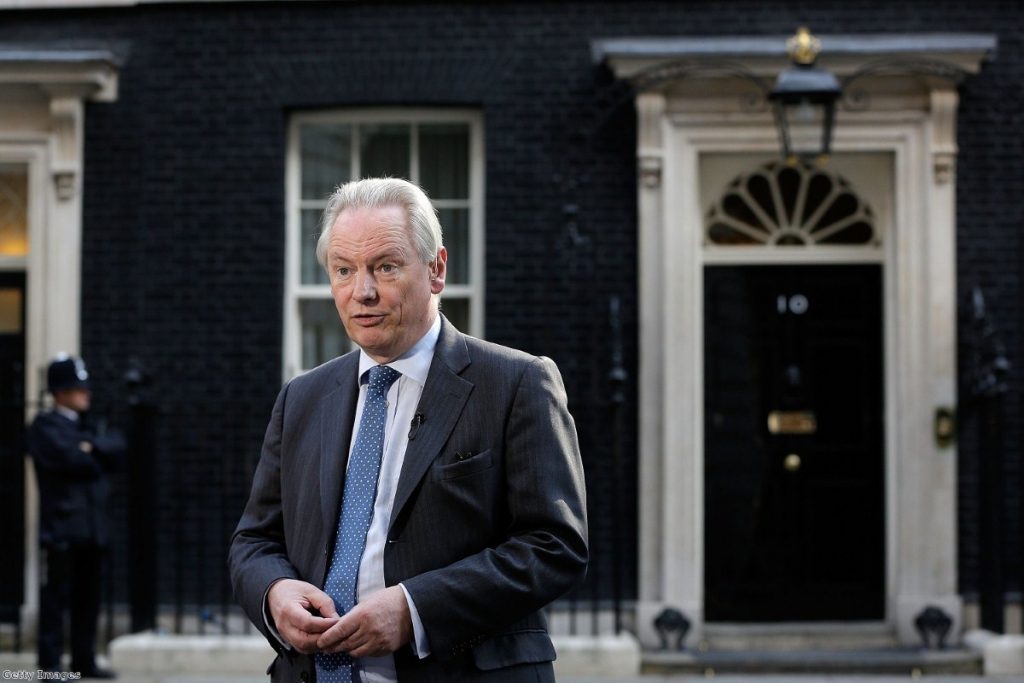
[769,27,842,164]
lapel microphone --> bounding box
[408,413,425,440]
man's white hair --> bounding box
[316,177,443,269]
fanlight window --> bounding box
[705,161,876,246]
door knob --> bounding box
[783,453,801,472]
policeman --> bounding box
[27,354,124,679]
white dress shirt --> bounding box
[353,315,439,681]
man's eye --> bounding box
[379,264,396,274]
[335,267,351,278]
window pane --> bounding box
[440,297,469,333]
[290,113,482,379]
[438,208,469,285]
[301,210,329,285]
[301,125,351,199]
[361,124,410,178]
[420,124,469,199]
[300,298,347,369]
[0,164,28,256]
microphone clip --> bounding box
[408,413,425,440]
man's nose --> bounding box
[353,270,377,301]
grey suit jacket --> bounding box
[229,317,588,682]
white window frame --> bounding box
[283,108,485,380]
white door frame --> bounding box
[0,49,120,630]
[0,141,48,631]
[597,34,992,647]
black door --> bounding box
[0,272,26,623]
[704,264,884,621]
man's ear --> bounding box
[430,247,447,295]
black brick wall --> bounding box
[0,0,1020,613]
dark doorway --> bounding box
[0,271,26,626]
[704,264,884,621]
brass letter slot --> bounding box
[767,410,817,435]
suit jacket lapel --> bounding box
[389,318,473,529]
[320,353,360,538]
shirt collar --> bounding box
[54,404,79,422]
[358,314,441,388]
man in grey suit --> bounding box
[229,177,588,682]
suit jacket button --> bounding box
[300,673,309,683]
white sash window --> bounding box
[284,109,485,377]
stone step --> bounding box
[699,622,899,651]
[643,648,983,675]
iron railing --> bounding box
[1,358,634,652]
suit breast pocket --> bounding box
[434,449,494,480]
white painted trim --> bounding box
[632,79,965,648]
[0,56,119,102]
[291,284,331,298]
[0,255,28,270]
[0,143,46,632]
[635,92,665,615]
[0,141,51,633]
[0,47,120,639]
[593,33,996,65]
[468,115,486,336]
[662,112,705,633]
[0,143,47,401]
[284,108,485,380]
[702,248,884,265]
[283,118,302,380]
[598,33,994,81]
[438,284,475,298]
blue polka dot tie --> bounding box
[316,364,401,683]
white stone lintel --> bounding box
[0,51,120,101]
[595,33,995,81]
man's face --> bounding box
[328,205,446,363]
[55,388,91,413]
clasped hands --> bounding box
[267,579,412,657]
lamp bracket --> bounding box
[628,58,772,102]
[840,58,971,110]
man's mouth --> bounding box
[352,313,386,326]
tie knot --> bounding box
[366,365,401,395]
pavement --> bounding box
[566,679,1021,682]
[2,667,1024,682]
[1,675,1024,682]
[4,651,1024,682]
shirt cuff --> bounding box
[400,583,430,659]
[263,581,293,652]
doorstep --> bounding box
[643,647,983,675]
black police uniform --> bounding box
[26,356,124,676]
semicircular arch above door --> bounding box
[705,161,878,247]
